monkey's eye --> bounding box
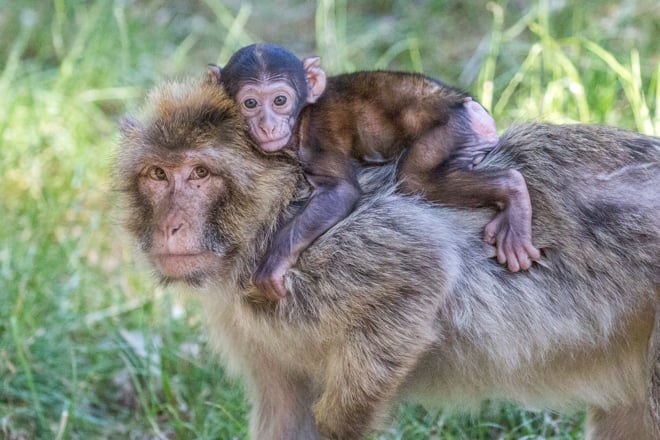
[148,166,167,181]
[274,95,287,106]
[190,166,210,180]
[244,98,258,109]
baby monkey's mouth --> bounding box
[259,135,290,152]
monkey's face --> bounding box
[236,80,300,153]
[131,150,232,286]
[118,80,300,288]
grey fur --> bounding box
[118,79,660,439]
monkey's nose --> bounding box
[168,223,183,237]
[258,122,277,136]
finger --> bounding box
[506,250,520,272]
[274,278,287,299]
[265,283,283,301]
[254,272,281,301]
[515,247,531,271]
[501,235,521,272]
[526,243,541,261]
[484,225,497,245]
[496,234,508,265]
[484,219,501,245]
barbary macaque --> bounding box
[117,78,660,440]
[207,43,540,300]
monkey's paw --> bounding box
[252,259,290,300]
[484,211,541,272]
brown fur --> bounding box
[212,44,538,298]
[117,78,660,439]
[303,71,463,164]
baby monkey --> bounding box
[208,43,540,300]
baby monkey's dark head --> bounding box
[207,44,327,152]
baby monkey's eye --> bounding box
[244,98,258,109]
[274,95,287,106]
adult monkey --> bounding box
[117,77,660,439]
[208,43,540,300]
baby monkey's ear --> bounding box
[302,56,327,104]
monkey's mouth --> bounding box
[259,136,290,152]
[153,252,220,280]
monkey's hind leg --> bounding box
[397,121,539,272]
[312,323,433,440]
[242,353,321,440]
[402,163,540,272]
[586,403,657,440]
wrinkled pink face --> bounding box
[136,152,229,284]
[236,80,299,152]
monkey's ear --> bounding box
[302,56,326,104]
[206,64,223,85]
[119,116,143,135]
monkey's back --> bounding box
[304,70,469,164]
[405,123,660,409]
[480,123,660,278]
[286,122,660,407]
[202,115,658,414]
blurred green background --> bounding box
[1,0,658,438]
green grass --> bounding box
[1,0,658,438]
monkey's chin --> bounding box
[260,136,290,152]
[153,253,220,285]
